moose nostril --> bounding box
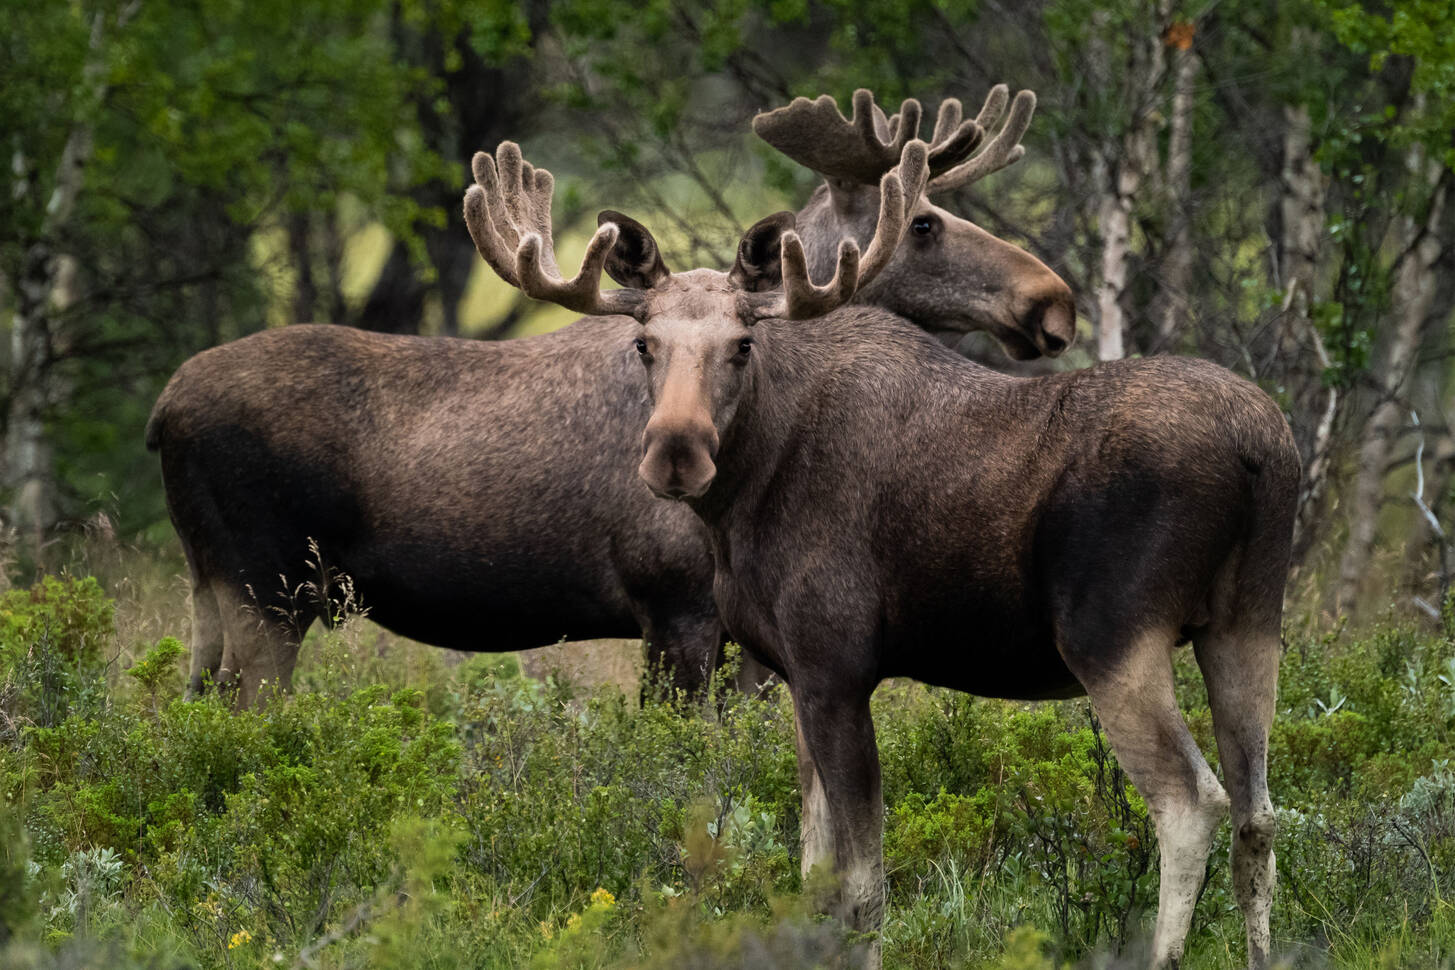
[639,421,719,500]
[1034,292,1076,357]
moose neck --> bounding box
[794,182,880,288]
[683,307,1009,530]
[683,318,826,526]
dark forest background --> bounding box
[4,0,1455,620]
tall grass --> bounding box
[2,566,1454,968]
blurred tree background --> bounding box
[2,0,1453,619]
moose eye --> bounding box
[910,215,936,237]
[633,337,648,356]
[737,337,753,356]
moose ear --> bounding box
[729,211,796,292]
[598,211,670,290]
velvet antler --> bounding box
[463,142,646,317]
[753,85,1037,191]
[926,87,1037,195]
[756,139,929,320]
[752,89,940,185]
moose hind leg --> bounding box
[1062,629,1228,969]
[186,580,224,699]
[215,585,308,710]
[1195,627,1280,970]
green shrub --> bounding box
[454,673,799,924]
[124,637,185,713]
[6,568,1455,968]
[0,803,37,945]
[0,576,116,731]
[166,686,461,950]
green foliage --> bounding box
[2,0,454,539]
[349,816,470,970]
[3,570,1455,967]
[159,686,461,952]
[1269,623,1455,951]
[877,694,1155,962]
[1323,0,1455,167]
[454,669,800,921]
[124,637,184,711]
[0,577,115,668]
[0,803,37,945]
[0,576,116,731]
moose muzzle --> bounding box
[1025,273,1077,358]
[639,416,719,500]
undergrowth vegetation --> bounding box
[2,573,1454,968]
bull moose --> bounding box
[463,137,1298,969]
[147,86,1074,705]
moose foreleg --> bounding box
[793,686,884,965]
[794,708,834,878]
[642,609,722,697]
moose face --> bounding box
[463,140,924,504]
[631,272,758,499]
[856,194,1075,360]
[753,86,1077,360]
[596,211,793,500]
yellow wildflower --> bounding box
[228,929,252,950]
[539,920,554,940]
[589,887,615,908]
[566,913,582,931]
[192,896,223,920]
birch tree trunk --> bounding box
[1091,7,1166,362]
[8,244,61,541]
[1153,23,1197,350]
[1279,100,1335,560]
[7,72,96,540]
[1335,159,1448,614]
[1095,155,1134,361]
[5,6,133,541]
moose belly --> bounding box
[880,602,1082,701]
[343,544,641,653]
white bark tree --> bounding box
[1335,152,1449,614]
[1278,99,1336,557]
[5,5,136,541]
[1153,20,1198,350]
[1091,4,1168,362]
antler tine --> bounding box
[752,89,921,185]
[464,154,521,286]
[927,87,1037,195]
[859,140,927,288]
[516,222,640,315]
[884,97,923,151]
[760,139,927,322]
[924,95,984,178]
[464,141,642,317]
[495,142,562,278]
[973,84,1011,128]
[931,98,963,145]
[776,232,860,319]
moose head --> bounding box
[463,140,926,500]
[754,86,1076,359]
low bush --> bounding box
[0,572,1453,968]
